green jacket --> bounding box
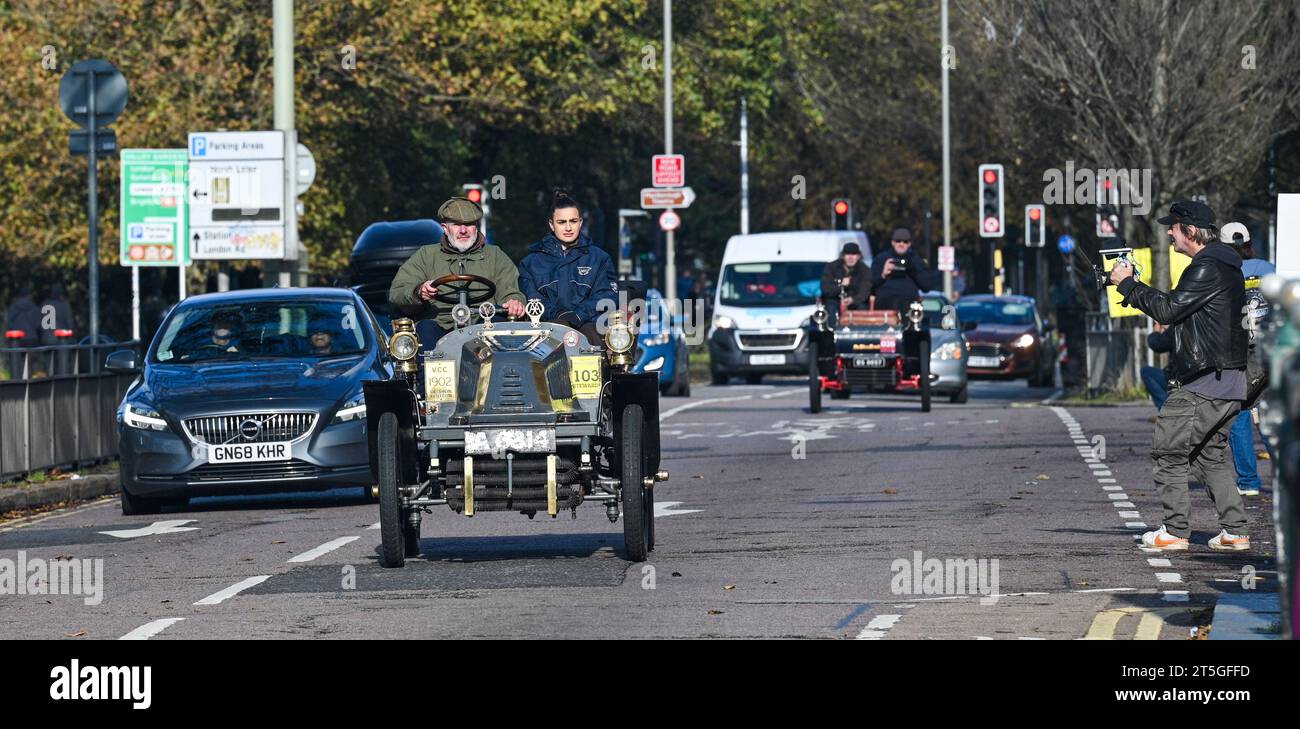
[387,236,525,330]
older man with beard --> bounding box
[388,197,526,346]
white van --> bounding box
[708,230,871,383]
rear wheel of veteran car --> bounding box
[120,477,162,516]
[377,412,407,568]
[620,404,649,562]
[808,341,823,413]
[949,384,969,404]
[919,340,932,413]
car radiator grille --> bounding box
[737,333,798,349]
[844,366,898,389]
[184,413,317,444]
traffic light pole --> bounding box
[940,0,952,301]
[662,0,676,304]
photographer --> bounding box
[870,227,938,311]
[820,242,872,311]
[1108,200,1249,552]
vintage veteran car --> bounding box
[806,295,949,413]
[363,273,666,567]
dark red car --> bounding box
[954,295,1056,387]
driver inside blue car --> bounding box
[388,196,526,347]
[518,189,617,347]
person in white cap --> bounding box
[1221,222,1273,496]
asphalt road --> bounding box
[0,377,1277,640]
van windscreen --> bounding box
[719,261,825,307]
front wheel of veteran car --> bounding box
[120,474,162,516]
[808,342,823,413]
[621,404,649,562]
[377,412,407,568]
[919,341,932,413]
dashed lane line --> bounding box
[119,618,185,641]
[193,575,271,606]
[288,535,360,563]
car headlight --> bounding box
[935,342,963,361]
[712,315,735,330]
[332,392,366,424]
[644,356,665,372]
[607,326,634,354]
[1012,334,1035,349]
[390,331,418,360]
[122,402,168,431]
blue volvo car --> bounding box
[107,288,392,514]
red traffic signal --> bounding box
[465,187,483,204]
[831,198,852,230]
[979,164,1004,238]
[834,200,849,215]
[1029,207,1041,221]
[983,169,998,185]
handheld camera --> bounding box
[1094,247,1141,290]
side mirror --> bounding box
[962,321,979,332]
[105,349,140,374]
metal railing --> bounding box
[0,342,142,482]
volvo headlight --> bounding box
[935,342,963,361]
[1012,334,1035,349]
[712,315,735,330]
[122,402,167,431]
[332,392,366,424]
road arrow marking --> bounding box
[100,519,199,539]
[654,501,701,518]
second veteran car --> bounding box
[107,288,391,515]
[363,275,667,567]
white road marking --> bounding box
[1120,511,1141,518]
[100,519,199,539]
[660,395,753,421]
[855,614,902,640]
[1162,591,1189,602]
[194,575,271,606]
[760,389,801,400]
[119,618,185,641]
[654,501,701,518]
[1098,478,1117,483]
[676,433,708,439]
[1103,485,1123,491]
[1125,522,1147,528]
[1147,558,1172,567]
[1075,587,1138,593]
[1154,573,1183,583]
[288,536,360,563]
[1108,493,1128,500]
[1088,464,1108,470]
[367,522,380,530]
[1116,501,1135,508]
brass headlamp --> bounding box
[389,318,420,374]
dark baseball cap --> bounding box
[1157,200,1215,229]
[891,227,912,242]
[841,242,862,255]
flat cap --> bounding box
[437,197,483,224]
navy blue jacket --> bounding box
[518,232,617,325]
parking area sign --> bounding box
[120,149,189,266]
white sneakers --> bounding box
[1208,530,1251,552]
[1141,525,1189,551]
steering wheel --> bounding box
[430,273,496,305]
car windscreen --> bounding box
[955,301,1035,326]
[921,296,949,327]
[719,261,825,307]
[151,299,370,363]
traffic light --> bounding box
[462,183,485,205]
[978,164,1004,238]
[1095,178,1118,238]
[831,198,851,230]
[461,182,489,236]
[1025,204,1045,247]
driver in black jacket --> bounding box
[1109,200,1250,553]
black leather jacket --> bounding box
[820,259,873,309]
[1116,242,1247,385]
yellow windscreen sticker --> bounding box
[569,356,603,398]
[424,360,457,402]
